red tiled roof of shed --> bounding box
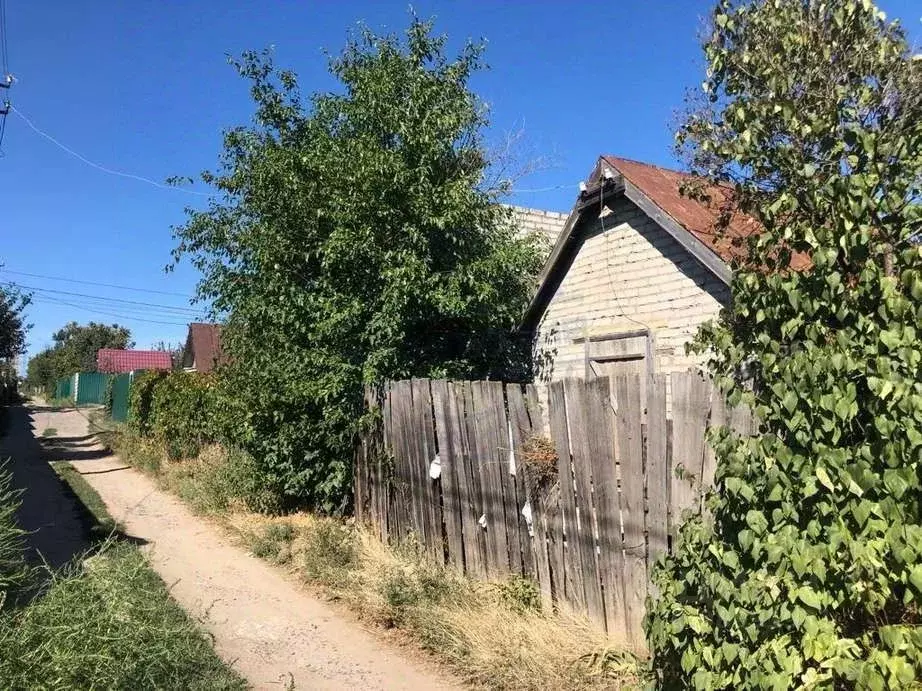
[97,349,172,374]
[603,156,811,271]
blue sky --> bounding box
[1,1,919,369]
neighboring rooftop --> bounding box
[97,349,172,374]
[182,323,224,373]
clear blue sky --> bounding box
[1,1,919,369]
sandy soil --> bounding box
[31,404,460,691]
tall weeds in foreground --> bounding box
[0,543,246,690]
[0,464,31,605]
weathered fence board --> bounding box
[614,375,647,647]
[355,371,753,640]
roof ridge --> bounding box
[602,154,691,177]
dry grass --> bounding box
[232,514,644,690]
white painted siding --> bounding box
[532,197,729,416]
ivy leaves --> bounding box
[647,1,922,688]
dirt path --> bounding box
[40,405,459,691]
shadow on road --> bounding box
[2,405,93,569]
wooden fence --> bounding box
[354,372,753,646]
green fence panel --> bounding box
[75,372,112,406]
[55,377,73,400]
[110,372,131,422]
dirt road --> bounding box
[32,404,459,691]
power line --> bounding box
[0,0,8,76]
[0,268,195,298]
[9,105,213,197]
[30,296,191,326]
[1,282,201,314]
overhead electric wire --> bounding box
[0,268,195,298]
[9,105,213,197]
[30,296,192,326]
[1,281,201,314]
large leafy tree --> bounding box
[645,1,922,688]
[27,322,132,394]
[172,19,543,511]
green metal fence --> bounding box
[54,376,73,401]
[75,372,112,406]
[110,372,132,422]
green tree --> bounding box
[645,1,922,688]
[0,285,28,363]
[27,322,132,395]
[172,18,543,511]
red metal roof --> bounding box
[602,156,811,271]
[184,323,224,373]
[96,349,172,374]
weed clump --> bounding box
[301,519,357,585]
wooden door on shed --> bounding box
[583,331,652,409]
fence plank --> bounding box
[547,380,586,612]
[488,381,523,574]
[645,374,669,577]
[670,373,712,537]
[702,382,724,511]
[412,379,443,562]
[506,384,537,578]
[526,384,563,602]
[583,376,625,636]
[458,381,488,578]
[431,380,464,569]
[614,374,647,648]
[472,382,511,575]
[392,380,417,543]
[563,378,606,629]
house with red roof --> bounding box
[97,349,172,374]
[180,323,225,373]
[522,155,760,396]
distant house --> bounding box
[181,323,224,373]
[511,206,569,249]
[523,155,769,397]
[96,349,172,374]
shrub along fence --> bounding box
[355,372,754,646]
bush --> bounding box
[127,370,166,437]
[301,519,357,586]
[148,371,218,460]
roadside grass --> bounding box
[0,458,247,690]
[103,422,644,690]
[40,427,57,437]
[44,397,74,410]
[0,542,247,690]
[50,461,120,538]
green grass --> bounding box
[51,461,120,538]
[40,427,57,438]
[44,397,74,410]
[0,543,247,690]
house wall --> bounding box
[510,205,568,250]
[532,196,730,415]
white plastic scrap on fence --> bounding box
[429,454,441,480]
[478,513,487,529]
[521,501,534,537]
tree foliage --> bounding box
[0,285,28,364]
[27,322,132,395]
[645,1,922,688]
[172,18,543,511]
